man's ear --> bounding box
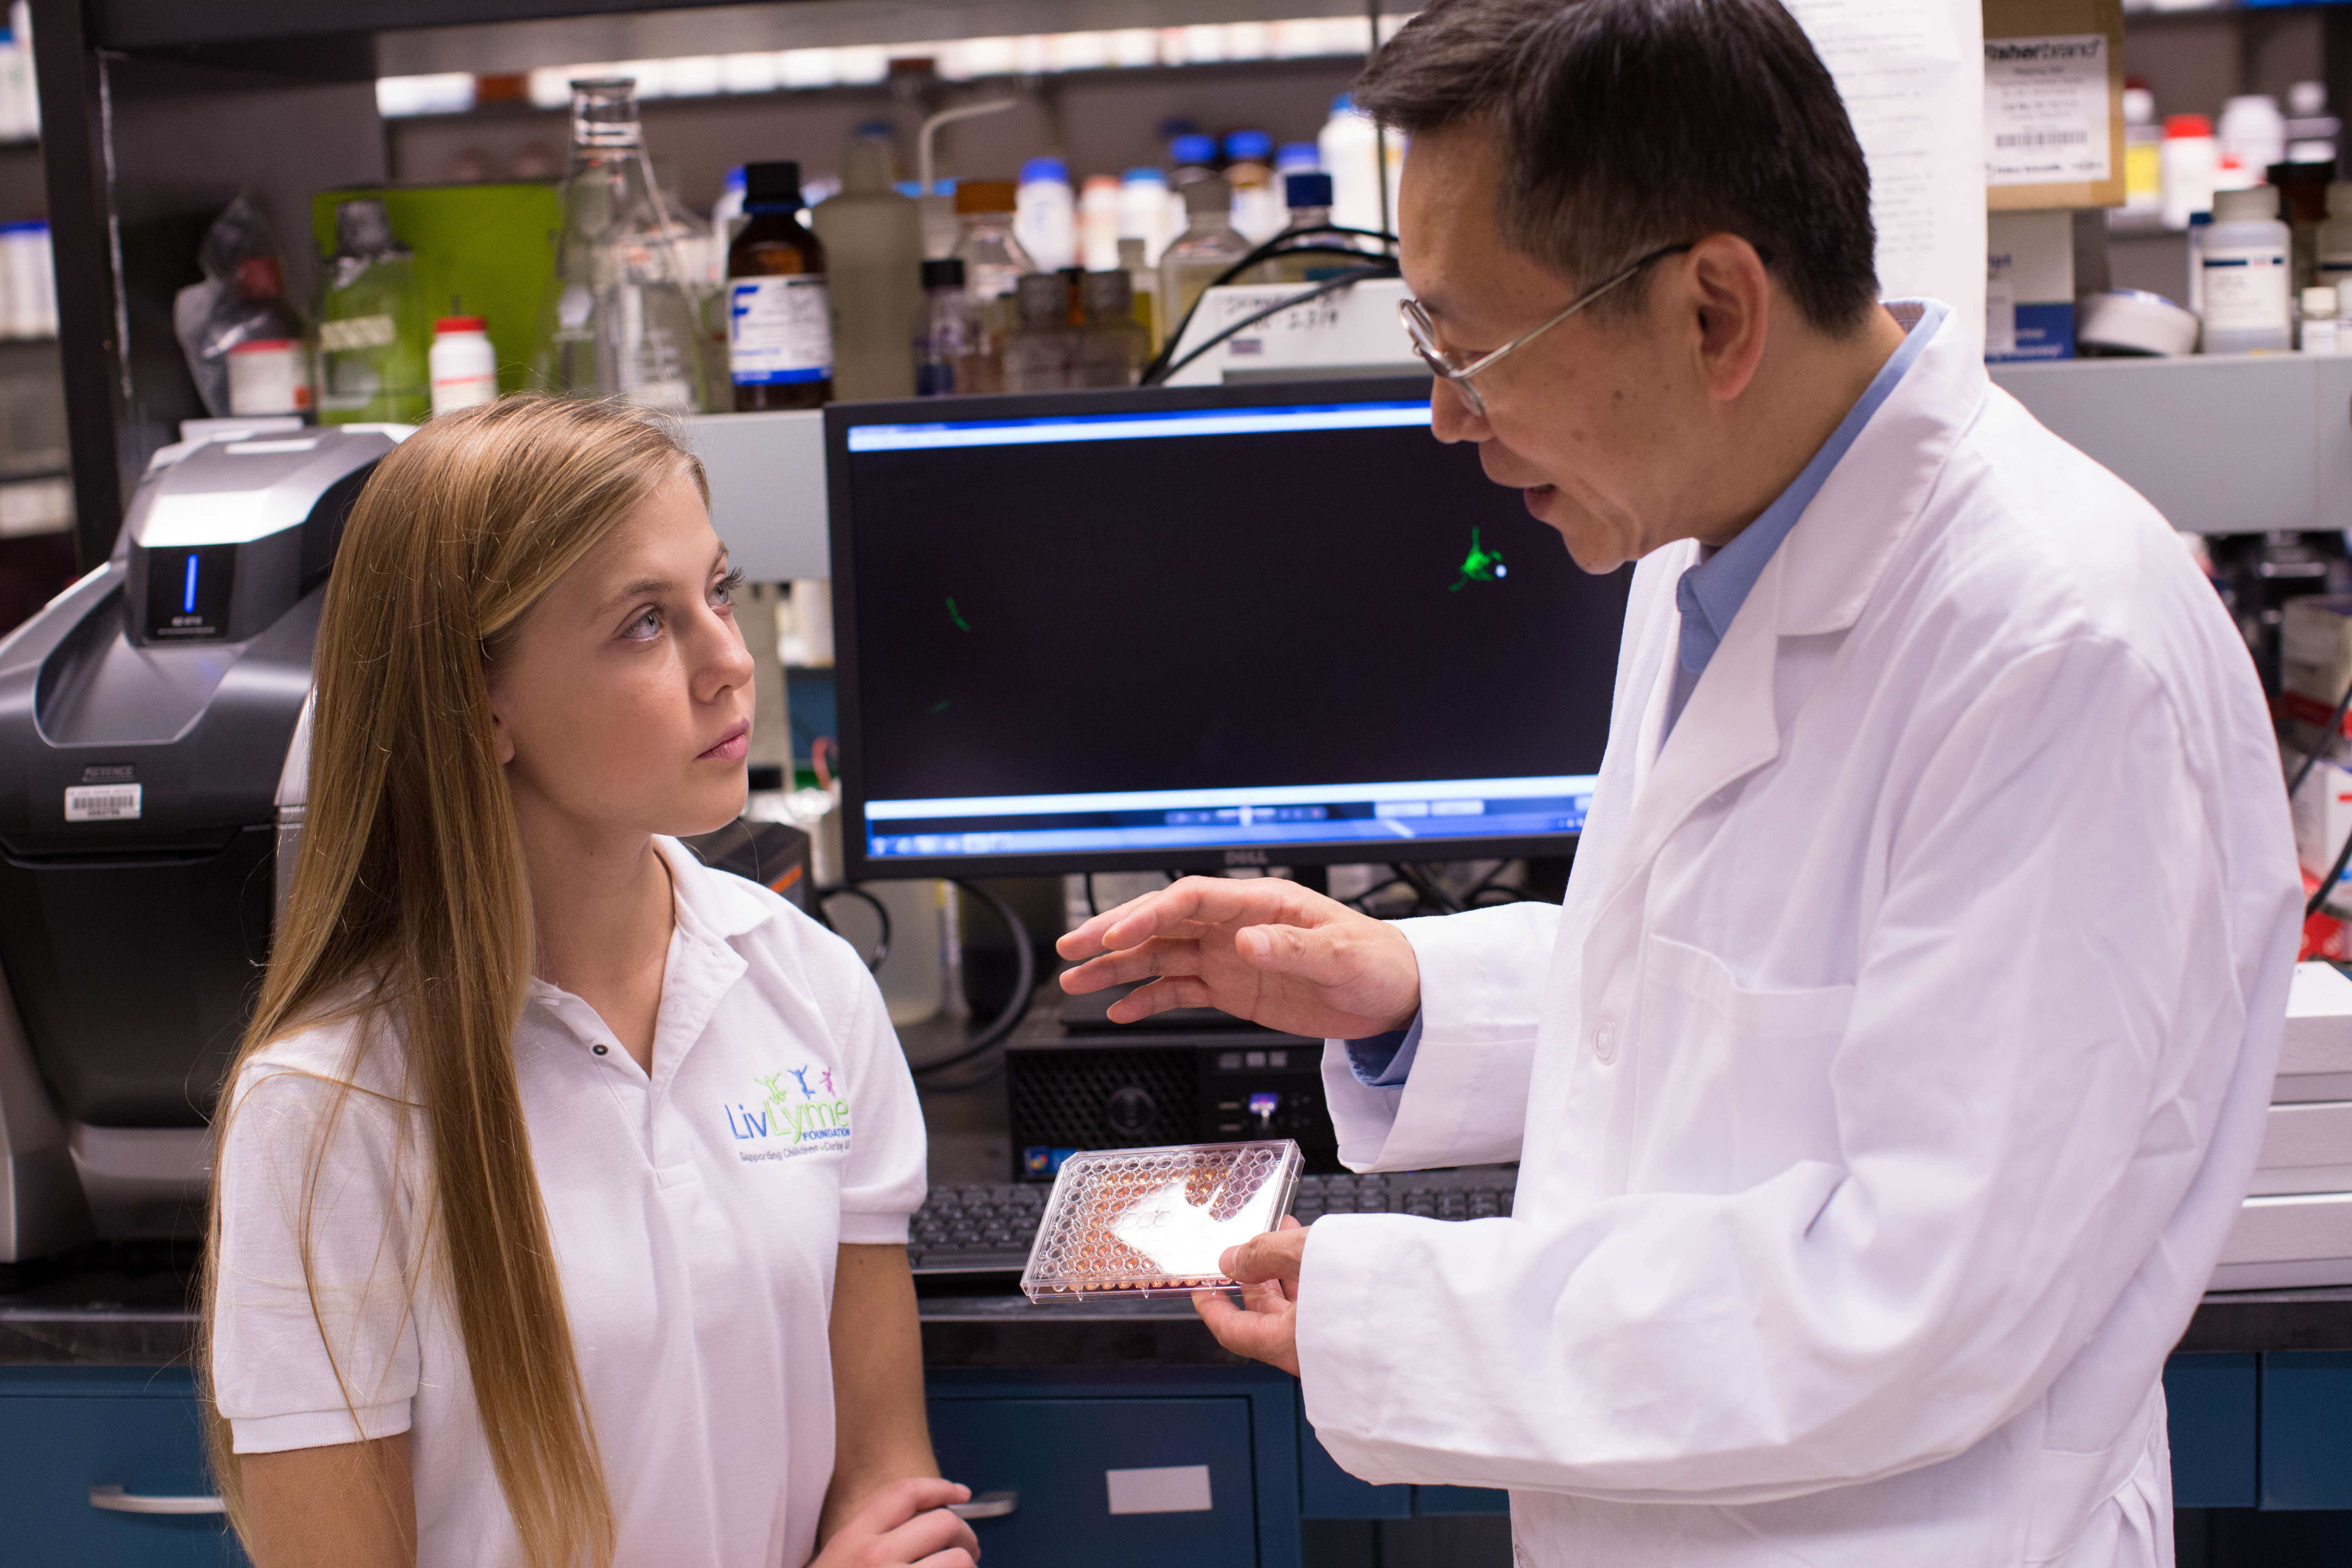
[1679,234,1773,405]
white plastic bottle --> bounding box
[2303,287,2341,354]
[429,316,498,414]
[1119,167,1173,265]
[1224,129,1285,245]
[2162,113,2218,232]
[712,164,747,238]
[2318,182,2352,309]
[1014,156,1078,273]
[1078,175,1122,273]
[1320,94,1406,243]
[811,133,924,400]
[2,2,31,141]
[2218,94,2287,180]
[2201,186,2294,354]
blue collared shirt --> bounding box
[1345,301,1946,1089]
[1663,301,1945,735]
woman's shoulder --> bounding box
[229,988,413,1121]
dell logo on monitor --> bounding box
[1223,849,1268,866]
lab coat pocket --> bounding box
[1630,935,1855,1194]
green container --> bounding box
[310,182,563,403]
[316,199,429,424]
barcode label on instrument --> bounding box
[65,784,142,821]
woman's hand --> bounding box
[808,1477,980,1568]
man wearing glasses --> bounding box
[1058,0,2299,1562]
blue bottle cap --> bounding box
[724,164,746,191]
[1123,167,1167,186]
[1331,93,1356,114]
[1276,143,1322,172]
[1020,156,1070,186]
[1170,134,1217,167]
[1224,129,1272,163]
[1285,171,1334,209]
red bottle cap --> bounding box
[2165,114,2214,139]
[434,316,487,333]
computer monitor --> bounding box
[825,376,1631,881]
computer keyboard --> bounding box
[908,1165,1518,1274]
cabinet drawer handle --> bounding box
[948,1490,1018,1520]
[89,1484,226,1515]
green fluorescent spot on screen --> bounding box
[1451,527,1506,591]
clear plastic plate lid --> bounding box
[1021,1140,1303,1302]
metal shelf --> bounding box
[96,0,1374,69]
[1989,353,2352,535]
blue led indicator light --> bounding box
[182,554,198,616]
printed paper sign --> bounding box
[1985,35,2111,187]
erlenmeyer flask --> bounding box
[533,78,706,412]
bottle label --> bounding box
[2202,243,2292,336]
[319,314,397,351]
[729,275,832,385]
[226,339,312,415]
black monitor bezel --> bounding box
[826,374,1592,882]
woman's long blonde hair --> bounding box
[201,396,708,1568]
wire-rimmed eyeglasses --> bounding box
[1397,243,1695,419]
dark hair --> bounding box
[1354,0,1879,334]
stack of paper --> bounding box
[2213,962,2352,1290]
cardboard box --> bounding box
[1982,0,2126,211]
[1986,210,2074,361]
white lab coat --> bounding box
[1301,303,2302,1567]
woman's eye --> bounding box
[622,607,662,641]
[711,569,744,609]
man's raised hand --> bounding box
[1056,876,1420,1042]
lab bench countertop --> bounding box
[0,1247,1250,1370]
[0,1251,2346,1368]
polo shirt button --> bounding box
[592,1043,609,1056]
[1593,1018,1617,1065]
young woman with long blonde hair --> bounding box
[203,396,977,1568]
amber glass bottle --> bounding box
[727,160,833,410]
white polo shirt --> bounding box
[211,837,927,1568]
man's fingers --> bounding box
[1056,937,1205,999]
[1219,1226,1308,1286]
[1193,1285,1296,1365]
[1091,876,1314,954]
[1056,884,1176,960]
[1102,974,1227,1022]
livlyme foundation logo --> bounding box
[725,1063,851,1160]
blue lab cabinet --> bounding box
[2165,1350,2352,1511]
[0,1367,246,1567]
[20,1353,2352,1561]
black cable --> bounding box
[1142,256,1399,385]
[812,884,891,973]
[1082,872,1098,919]
[907,878,1036,1078]
[2290,671,2352,800]
[1394,862,1463,916]
[1138,224,1398,385]
[1144,265,1400,387]
[1341,874,1415,913]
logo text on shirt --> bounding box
[726,1064,851,1160]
